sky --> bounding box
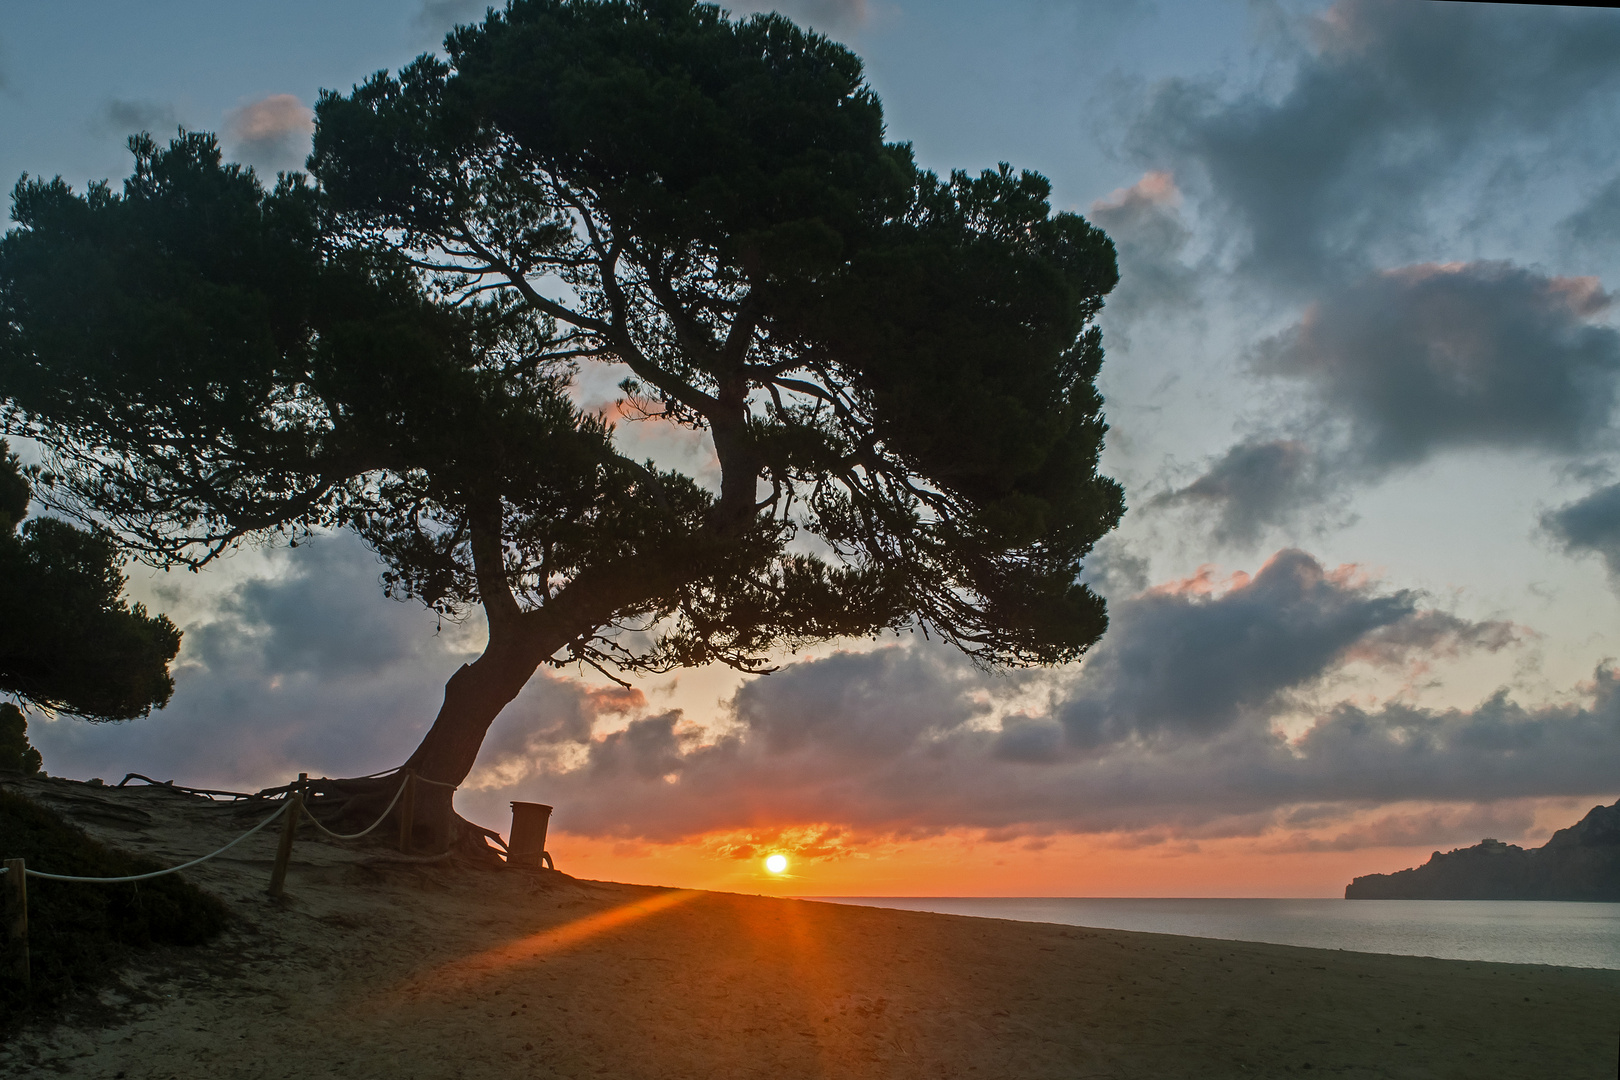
[5,0,1620,898]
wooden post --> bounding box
[397,769,416,854]
[4,858,27,995]
[267,792,302,898]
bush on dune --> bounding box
[0,787,228,1021]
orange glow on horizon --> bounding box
[522,796,1599,899]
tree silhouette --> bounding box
[0,442,180,723]
[0,0,1122,848]
[0,704,43,775]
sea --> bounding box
[811,897,1620,970]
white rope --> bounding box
[21,799,293,883]
[7,767,460,884]
[298,773,411,841]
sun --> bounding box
[764,853,789,875]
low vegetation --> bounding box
[0,787,227,1023]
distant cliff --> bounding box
[1345,799,1620,900]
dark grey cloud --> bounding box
[1561,176,1620,256]
[1043,549,1512,753]
[185,539,423,680]
[1162,261,1620,544]
[1259,262,1620,469]
[1543,482,1620,578]
[1075,534,1151,601]
[23,535,1590,850]
[734,645,989,757]
[1135,0,1620,288]
[1267,802,1539,854]
[27,533,477,789]
[1087,171,1199,325]
[586,710,693,782]
[495,551,1564,847]
[414,0,489,37]
[223,94,314,175]
[95,99,179,137]
[1153,439,1332,546]
[740,0,868,35]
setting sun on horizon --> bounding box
[525,794,1603,899]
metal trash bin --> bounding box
[508,801,554,869]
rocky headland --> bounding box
[1346,799,1620,900]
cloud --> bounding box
[1161,261,1620,544]
[469,678,649,789]
[1133,0,1620,288]
[1041,550,1512,753]
[1266,802,1540,853]
[95,99,179,137]
[1075,534,1151,600]
[486,551,1572,849]
[782,0,868,34]
[184,539,432,680]
[1088,171,1199,323]
[27,533,478,788]
[1543,481,1620,578]
[730,0,869,35]
[224,93,314,174]
[1125,1,1620,546]
[1259,262,1620,469]
[1153,439,1333,546]
[414,0,870,48]
[414,0,490,38]
[22,535,1595,854]
[1561,175,1620,256]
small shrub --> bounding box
[0,787,229,1021]
[0,704,41,775]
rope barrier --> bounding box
[4,766,464,889]
[298,773,411,841]
[19,799,293,883]
[2,765,478,991]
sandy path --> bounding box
[2,776,1615,1079]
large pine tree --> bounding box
[0,0,1123,850]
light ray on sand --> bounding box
[399,888,700,994]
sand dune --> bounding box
[2,776,1615,1079]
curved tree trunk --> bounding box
[396,623,558,852]
[324,513,677,860]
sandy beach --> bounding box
[2,776,1615,1079]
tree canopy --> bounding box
[0,0,1123,792]
[0,441,180,721]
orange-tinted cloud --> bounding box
[456,550,1618,865]
[224,93,313,172]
